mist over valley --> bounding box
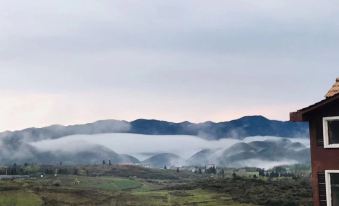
[0,116,310,169]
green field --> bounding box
[0,165,312,206]
[0,191,42,206]
[0,176,253,206]
[0,176,254,206]
[131,190,254,206]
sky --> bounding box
[0,0,339,131]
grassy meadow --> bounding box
[0,165,312,206]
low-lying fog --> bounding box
[30,133,309,168]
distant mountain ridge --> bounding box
[187,138,310,168]
[0,116,310,167]
[131,116,308,139]
[0,116,309,144]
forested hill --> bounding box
[130,115,308,139]
[0,116,308,144]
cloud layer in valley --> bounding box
[30,133,310,169]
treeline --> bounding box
[0,163,86,176]
[258,165,311,178]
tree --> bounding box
[232,172,237,179]
[211,166,217,174]
[102,160,106,165]
[23,165,40,175]
[164,165,167,170]
[220,169,225,178]
[109,160,112,166]
[73,168,79,175]
[198,168,202,174]
[258,169,265,176]
[11,163,17,175]
[206,166,216,174]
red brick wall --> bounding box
[307,101,339,206]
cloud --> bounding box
[30,134,236,160]
[230,159,299,170]
[243,136,310,147]
[31,139,103,154]
[30,133,309,162]
[0,126,310,168]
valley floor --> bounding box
[0,165,312,206]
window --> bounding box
[323,117,339,148]
[326,171,339,206]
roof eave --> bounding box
[290,112,304,122]
[290,93,339,122]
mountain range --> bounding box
[147,138,310,168]
[0,115,308,144]
[0,115,310,168]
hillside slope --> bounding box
[0,116,308,144]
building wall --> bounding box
[307,100,339,206]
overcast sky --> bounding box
[0,0,338,131]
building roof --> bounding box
[290,78,339,122]
[326,78,339,98]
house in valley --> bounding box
[291,78,339,206]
